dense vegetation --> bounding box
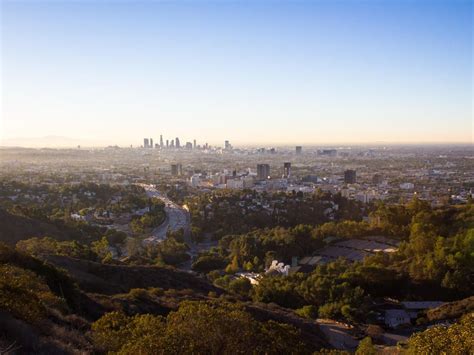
[91,301,310,354]
[0,175,473,353]
[190,201,474,324]
[186,189,364,238]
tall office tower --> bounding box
[171,163,183,176]
[175,137,180,148]
[185,142,192,149]
[166,140,169,148]
[193,139,196,149]
[257,164,270,180]
[344,169,357,184]
[150,138,153,148]
[224,140,231,150]
[283,162,291,178]
[171,139,175,148]
[144,138,149,148]
[160,135,164,148]
[295,146,302,154]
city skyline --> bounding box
[1,0,473,146]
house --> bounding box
[385,309,411,328]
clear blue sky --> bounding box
[1,0,472,146]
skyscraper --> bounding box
[166,139,169,148]
[257,164,270,180]
[150,138,153,148]
[295,146,302,154]
[193,139,196,149]
[160,135,164,148]
[224,140,232,150]
[171,163,183,176]
[143,138,149,148]
[175,137,180,148]
[283,162,291,178]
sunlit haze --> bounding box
[1,0,472,147]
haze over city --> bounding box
[1,0,472,147]
[1,1,474,353]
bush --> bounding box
[91,301,310,354]
[192,254,227,273]
[228,277,252,297]
[295,305,318,319]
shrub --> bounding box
[295,305,318,319]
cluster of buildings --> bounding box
[142,136,232,151]
[176,157,473,206]
[183,163,295,190]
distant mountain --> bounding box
[0,135,99,148]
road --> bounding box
[316,319,359,351]
[138,184,216,271]
[140,184,191,244]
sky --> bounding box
[1,0,472,147]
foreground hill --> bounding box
[43,254,221,296]
[0,208,66,245]
[0,243,328,353]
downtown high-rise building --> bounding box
[295,146,302,154]
[143,138,149,148]
[160,135,164,148]
[176,137,180,148]
[283,162,291,178]
[150,138,153,148]
[257,164,270,180]
[171,163,183,176]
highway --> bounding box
[140,184,191,244]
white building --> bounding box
[189,175,201,187]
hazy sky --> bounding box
[1,0,472,146]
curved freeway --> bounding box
[140,184,191,244]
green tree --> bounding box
[406,314,473,355]
[228,277,252,297]
[355,337,376,355]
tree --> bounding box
[406,314,473,355]
[228,277,252,297]
[295,305,318,319]
[225,255,240,274]
[91,301,310,354]
[91,236,112,262]
[355,337,376,355]
[192,254,226,273]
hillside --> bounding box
[43,254,222,296]
[426,296,474,322]
[0,208,66,245]
[0,244,329,353]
